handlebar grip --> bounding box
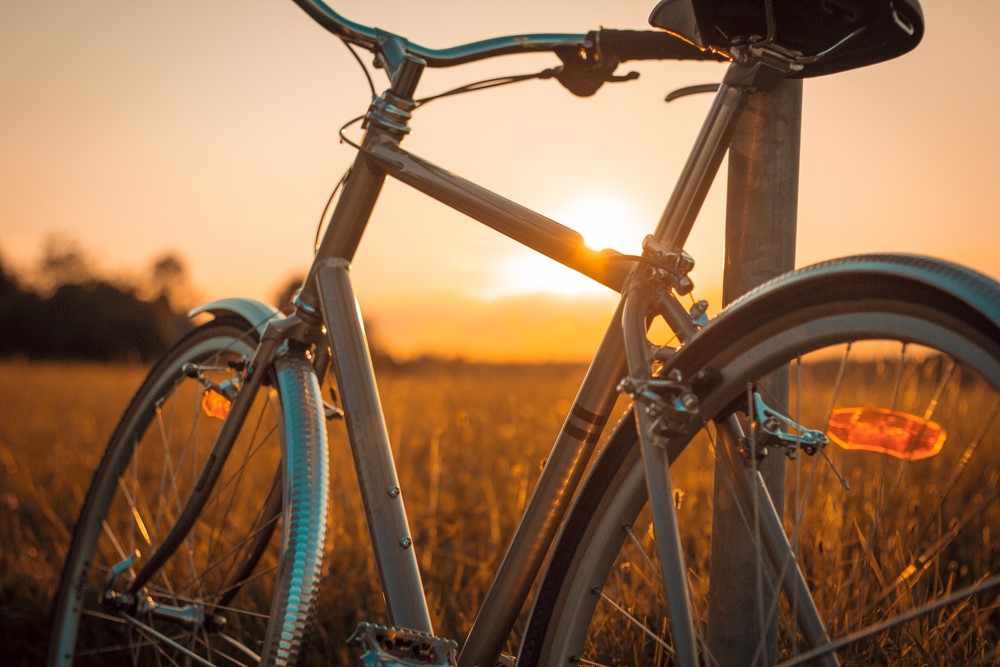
[595,29,725,62]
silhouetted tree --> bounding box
[149,252,195,310]
[39,281,170,360]
[36,237,94,293]
[0,255,43,357]
[0,254,18,295]
[0,245,191,362]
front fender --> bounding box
[188,298,284,338]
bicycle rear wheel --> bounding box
[48,317,329,666]
[521,255,1000,666]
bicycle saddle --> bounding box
[649,0,923,77]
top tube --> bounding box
[291,0,589,67]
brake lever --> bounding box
[553,64,640,96]
[665,83,721,102]
[609,71,640,84]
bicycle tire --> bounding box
[48,316,329,666]
[521,254,1000,666]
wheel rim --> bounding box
[55,327,286,665]
[535,312,1000,666]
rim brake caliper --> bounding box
[750,390,829,458]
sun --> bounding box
[556,194,645,254]
[482,194,646,298]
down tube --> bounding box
[314,258,434,634]
[361,127,634,665]
[459,302,629,667]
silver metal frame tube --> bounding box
[654,75,750,251]
[365,135,632,292]
[715,416,839,667]
[293,60,756,658]
[299,151,389,311]
[620,282,698,667]
[460,301,629,667]
[314,258,433,633]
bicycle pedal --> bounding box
[349,622,457,667]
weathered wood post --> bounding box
[706,77,802,664]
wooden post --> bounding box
[706,77,802,665]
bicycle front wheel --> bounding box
[48,316,329,666]
[522,255,1000,666]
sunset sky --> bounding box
[3,1,998,361]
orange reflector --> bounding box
[201,389,231,420]
[826,407,946,460]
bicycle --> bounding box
[47,0,1000,665]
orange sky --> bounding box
[2,1,998,361]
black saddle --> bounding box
[649,0,923,77]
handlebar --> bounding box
[290,0,724,70]
[291,0,588,67]
[556,28,726,95]
[592,29,722,63]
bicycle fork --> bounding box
[619,272,704,667]
[619,272,840,667]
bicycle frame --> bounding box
[253,43,768,664]
[110,18,838,667]
[54,2,985,664]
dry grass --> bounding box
[0,361,147,665]
[1,357,997,665]
[0,360,587,664]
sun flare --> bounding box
[482,194,647,298]
[485,253,604,297]
[557,194,645,253]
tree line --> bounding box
[1,239,408,366]
[0,240,191,362]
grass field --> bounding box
[0,361,148,664]
[0,360,595,664]
[1,357,996,665]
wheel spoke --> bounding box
[776,573,1000,667]
[51,322,310,665]
[214,631,263,664]
[180,512,281,598]
[120,613,215,666]
[522,259,1000,666]
[597,590,676,659]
